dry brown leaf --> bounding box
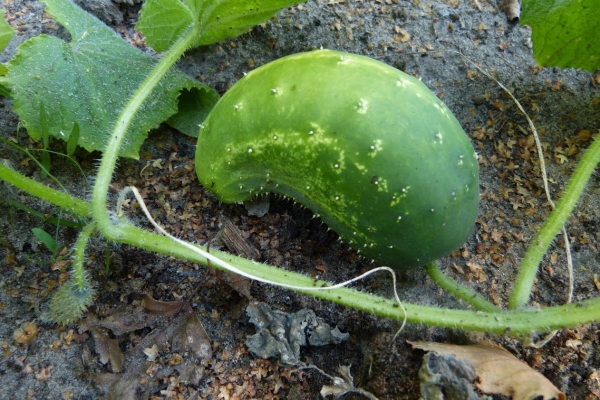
[172,311,212,361]
[13,321,39,345]
[88,326,124,372]
[410,341,566,400]
[142,295,186,316]
[92,298,212,398]
[143,344,159,362]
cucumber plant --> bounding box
[196,49,479,269]
[0,0,600,340]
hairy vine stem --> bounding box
[509,136,600,309]
[91,24,200,241]
[2,25,600,336]
[5,159,600,335]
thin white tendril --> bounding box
[127,186,407,333]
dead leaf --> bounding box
[593,274,600,291]
[172,311,212,361]
[88,326,124,372]
[142,295,186,316]
[143,344,159,362]
[410,341,566,400]
[13,321,39,345]
[35,365,53,381]
[319,365,378,399]
[91,297,212,398]
[245,302,349,366]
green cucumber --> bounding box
[196,49,479,270]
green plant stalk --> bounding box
[48,221,96,324]
[509,137,600,310]
[71,221,96,290]
[91,25,199,240]
[77,217,600,336]
[3,164,600,334]
[0,162,90,217]
[424,262,499,313]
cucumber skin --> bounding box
[196,49,479,270]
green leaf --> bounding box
[136,0,193,53]
[66,122,79,156]
[40,103,51,179]
[6,0,218,158]
[167,87,217,136]
[521,0,600,72]
[0,9,15,52]
[0,9,15,97]
[137,0,305,52]
[32,228,59,253]
[0,83,10,97]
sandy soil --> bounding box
[1,0,599,399]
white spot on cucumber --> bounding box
[338,55,351,65]
[354,163,366,172]
[376,177,388,192]
[248,148,253,153]
[368,139,383,157]
[309,122,325,136]
[356,98,369,114]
